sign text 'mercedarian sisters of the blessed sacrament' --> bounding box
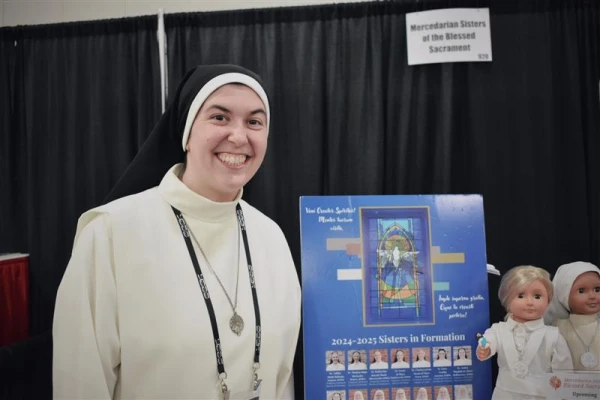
[406,8,493,66]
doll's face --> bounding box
[508,279,549,323]
[568,271,600,315]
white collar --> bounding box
[506,316,545,331]
[569,313,600,325]
[158,164,242,222]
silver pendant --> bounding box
[581,351,599,369]
[230,312,244,336]
[512,360,528,378]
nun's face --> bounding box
[374,351,382,362]
[438,387,449,399]
[396,350,404,362]
[331,352,340,363]
[184,84,268,201]
[395,389,406,400]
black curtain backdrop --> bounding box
[0,17,161,399]
[164,1,600,396]
[1,0,599,399]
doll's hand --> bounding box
[477,334,487,349]
[476,345,491,361]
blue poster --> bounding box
[300,195,492,400]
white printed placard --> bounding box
[406,8,492,66]
[545,371,600,399]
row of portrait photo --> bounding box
[326,346,472,371]
[327,384,473,400]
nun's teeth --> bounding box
[218,154,247,166]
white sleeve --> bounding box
[53,214,120,400]
[551,332,574,372]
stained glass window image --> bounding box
[361,207,433,326]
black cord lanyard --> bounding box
[172,203,262,395]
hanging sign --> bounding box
[406,8,492,66]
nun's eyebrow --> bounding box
[205,104,266,117]
[205,104,231,114]
[249,108,267,117]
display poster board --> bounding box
[300,195,492,400]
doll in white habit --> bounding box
[476,265,573,399]
[544,261,600,371]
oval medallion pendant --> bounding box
[230,312,244,336]
[581,351,599,369]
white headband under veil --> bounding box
[544,261,600,324]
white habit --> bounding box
[481,317,573,399]
[53,164,302,399]
[555,313,600,371]
[348,361,367,370]
[370,361,389,370]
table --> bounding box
[0,253,30,347]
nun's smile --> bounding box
[217,153,248,167]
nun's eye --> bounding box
[212,114,227,121]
